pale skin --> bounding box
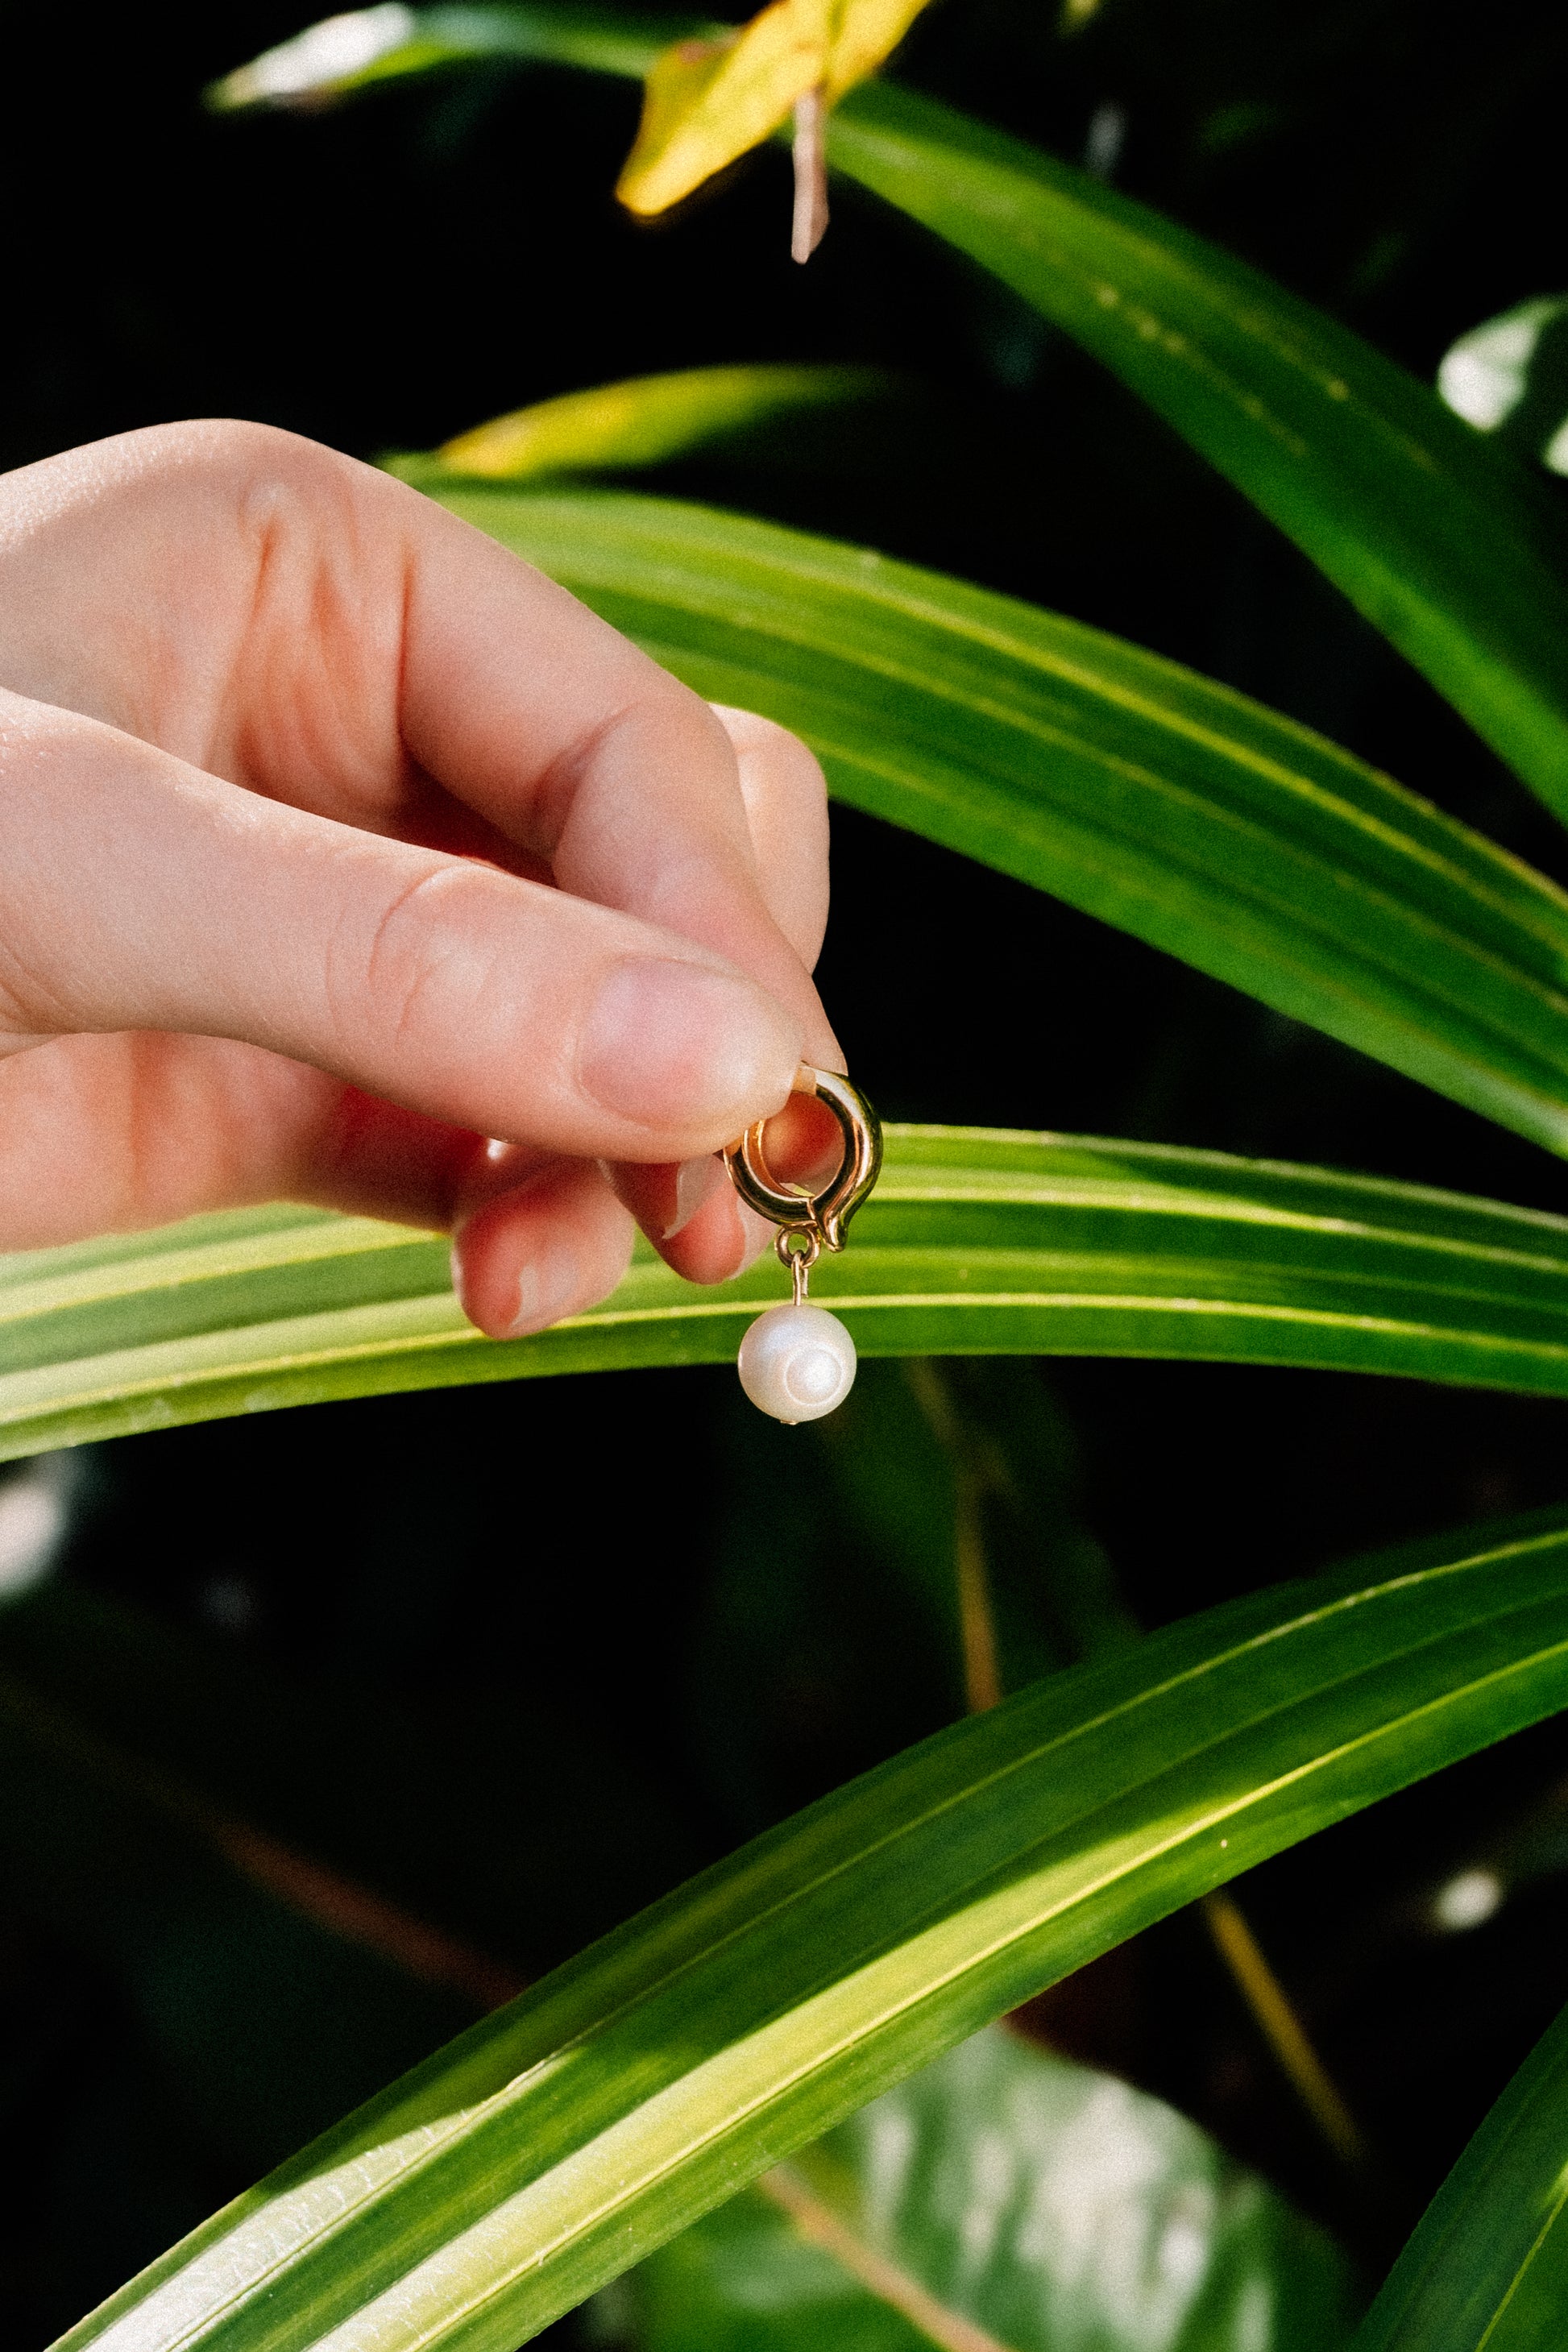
[0,420,844,1338]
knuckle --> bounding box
[339,863,469,1058]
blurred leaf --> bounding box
[19,1132,1568,1458]
[204,3,699,110]
[615,0,929,218]
[1438,297,1568,478]
[433,485,1568,1156]
[431,365,894,479]
[1352,1995,1568,2352]
[57,1506,1568,2352]
[222,13,1568,815]
[616,4,826,219]
[620,2026,1354,2352]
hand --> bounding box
[0,421,841,1336]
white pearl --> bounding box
[737,1302,857,1424]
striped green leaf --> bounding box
[57,1507,1568,2352]
[214,10,1568,817]
[421,483,1568,1155]
[1353,1997,1568,2352]
[13,1129,1568,1462]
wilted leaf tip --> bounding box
[616,0,934,241]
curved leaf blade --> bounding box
[1353,1997,1568,2352]
[433,484,1568,1155]
[14,1130,1568,1459]
[429,363,894,479]
[821,81,1568,816]
[56,1509,1568,2352]
[205,3,700,110]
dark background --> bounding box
[3,0,1568,2339]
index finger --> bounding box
[390,476,841,1071]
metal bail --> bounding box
[723,1068,883,1252]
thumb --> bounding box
[0,691,804,1162]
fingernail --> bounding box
[666,1155,724,1238]
[579,956,800,1134]
[509,1242,580,1336]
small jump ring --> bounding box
[724,1067,883,1252]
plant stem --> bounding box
[791,88,829,261]
[1200,1888,1368,2171]
[758,2163,1018,2352]
[0,1668,524,2011]
[903,1359,1002,1711]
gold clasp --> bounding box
[723,1066,882,1253]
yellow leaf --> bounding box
[616,0,936,219]
[616,0,832,218]
[823,0,932,100]
[433,365,891,479]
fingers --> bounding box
[607,707,836,1279]
[0,687,804,1165]
[711,705,832,972]
[0,1029,642,1354]
[608,1087,848,1284]
[0,426,844,1329]
[390,475,842,1069]
[452,1156,636,1339]
[0,425,839,1059]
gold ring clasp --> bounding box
[723,1067,883,1253]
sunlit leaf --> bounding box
[615,0,929,218]
[13,1132,1568,1460]
[616,1,827,218]
[431,364,891,479]
[620,2026,1354,2352]
[1438,297,1568,479]
[822,0,928,99]
[56,1507,1568,2352]
[1353,1996,1568,2352]
[431,484,1568,1158]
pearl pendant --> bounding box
[723,1065,881,1425]
[737,1300,857,1425]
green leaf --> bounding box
[426,365,894,480]
[818,81,1568,815]
[56,1508,1568,2352]
[1438,297,1568,479]
[18,1129,1568,1461]
[204,4,703,111]
[620,2025,1354,2352]
[1352,1995,1568,2352]
[429,483,1568,1156]
[214,13,1568,815]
